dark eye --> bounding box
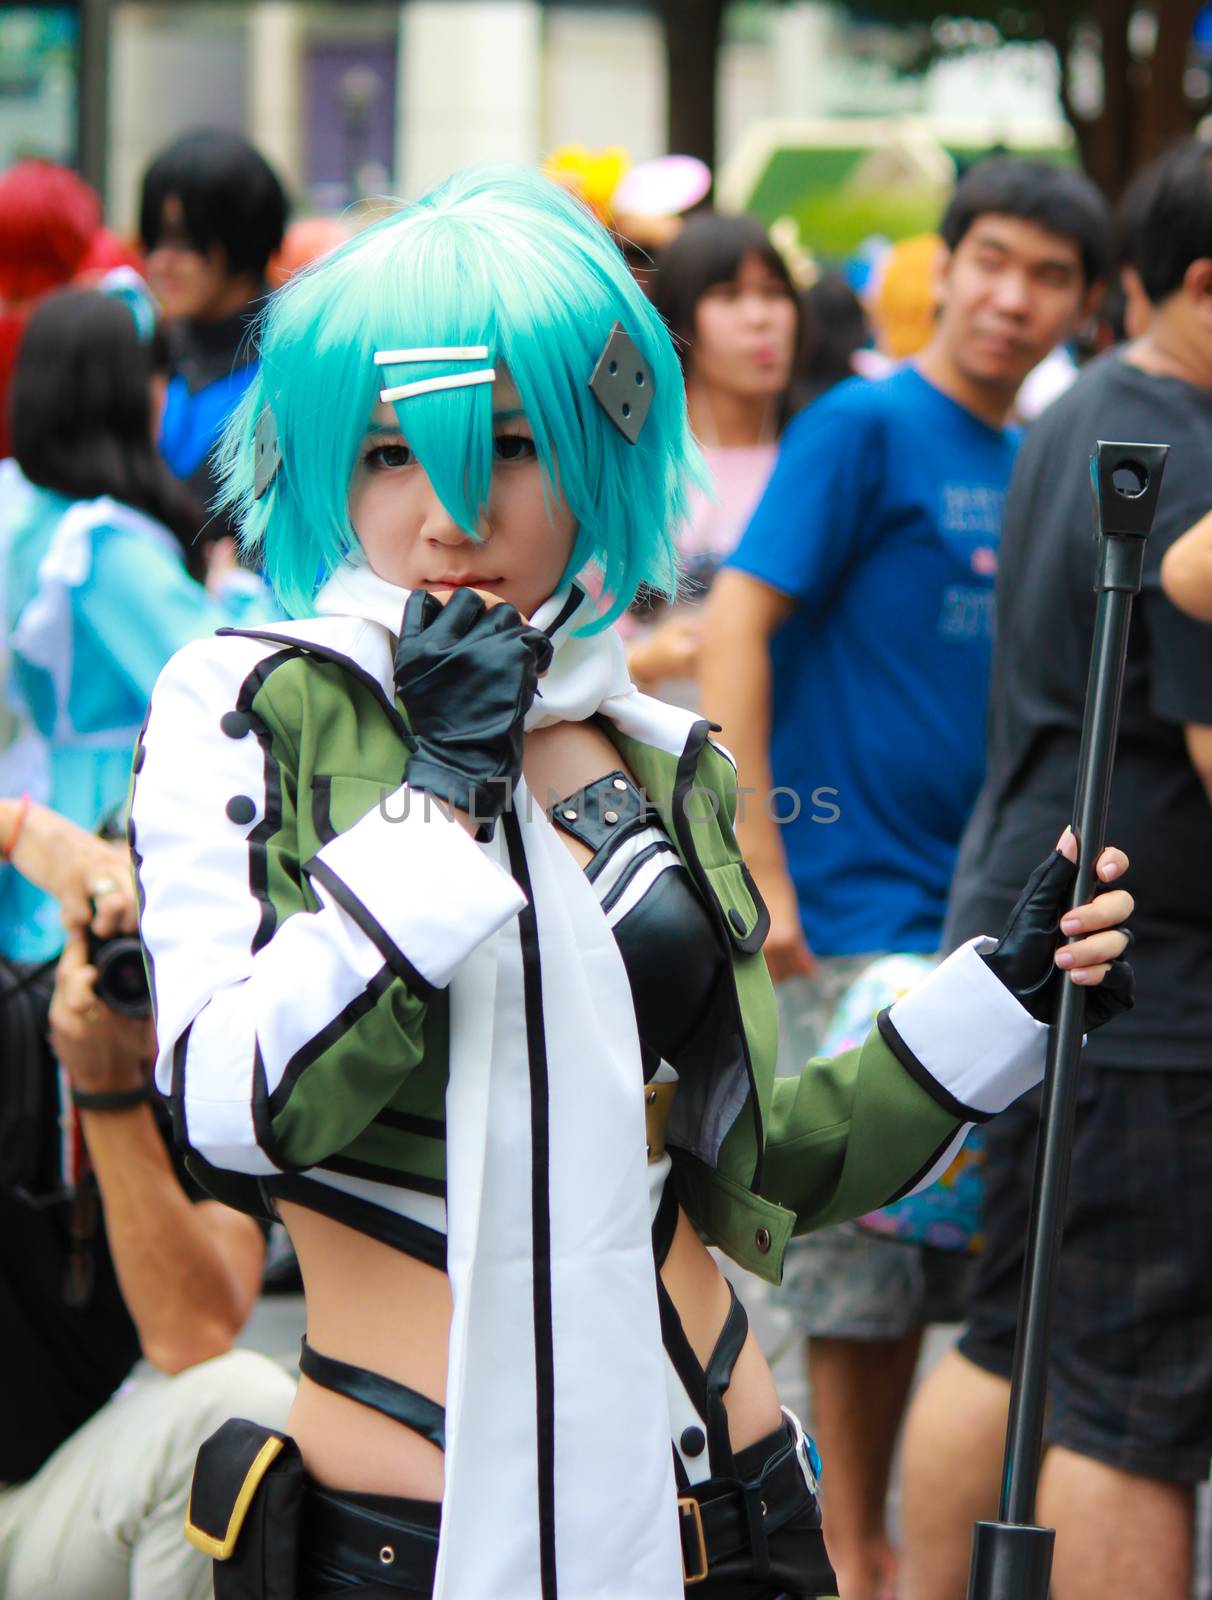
[493,433,536,462]
[365,443,414,469]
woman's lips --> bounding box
[425,577,504,591]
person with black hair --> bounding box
[797,272,868,405]
[627,213,801,696]
[0,797,293,1600]
[899,136,1212,1600]
[701,156,1108,1600]
[0,283,272,963]
[139,128,288,525]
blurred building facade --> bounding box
[1,1,1068,227]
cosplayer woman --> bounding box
[0,283,271,962]
[130,168,1132,1600]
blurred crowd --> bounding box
[1,124,1211,1600]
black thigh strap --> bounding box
[703,1284,750,1478]
[652,1171,679,1270]
[656,1274,751,1480]
[299,1339,446,1452]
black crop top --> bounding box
[548,771,723,1079]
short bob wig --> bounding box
[219,164,704,625]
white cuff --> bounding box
[884,937,1050,1119]
[306,781,527,991]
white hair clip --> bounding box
[379,369,496,405]
[373,344,496,404]
[374,346,490,365]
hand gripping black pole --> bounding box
[965,440,1169,1600]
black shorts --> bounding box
[959,1070,1212,1485]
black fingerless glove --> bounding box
[979,849,1134,1030]
[393,588,553,837]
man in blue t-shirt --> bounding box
[702,158,1109,1600]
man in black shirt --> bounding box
[900,140,1212,1600]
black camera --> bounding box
[85,930,152,1019]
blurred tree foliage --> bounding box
[659,2,1208,200]
[850,2,1207,198]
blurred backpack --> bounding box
[0,954,58,1193]
[0,950,143,1481]
[819,953,986,1256]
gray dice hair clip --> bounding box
[252,403,282,499]
[589,324,653,444]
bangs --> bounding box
[218,165,704,624]
[653,214,794,352]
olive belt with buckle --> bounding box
[645,1079,677,1163]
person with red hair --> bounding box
[0,160,108,459]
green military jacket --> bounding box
[131,612,974,1285]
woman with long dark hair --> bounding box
[0,284,271,959]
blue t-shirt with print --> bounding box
[726,365,1019,957]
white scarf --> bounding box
[315,562,692,1599]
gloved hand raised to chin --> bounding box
[394,587,553,838]
[980,831,1135,1030]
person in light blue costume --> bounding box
[0,282,275,959]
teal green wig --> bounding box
[216,164,704,625]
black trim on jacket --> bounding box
[267,964,400,1120]
[302,857,437,1000]
[218,626,413,746]
[502,808,559,1600]
[233,649,303,956]
[668,719,766,1189]
[876,1008,994,1125]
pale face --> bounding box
[145,195,235,323]
[934,214,1090,390]
[346,374,577,619]
[689,251,798,401]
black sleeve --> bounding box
[152,1096,272,1235]
[1139,586,1212,726]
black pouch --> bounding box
[184,1417,304,1600]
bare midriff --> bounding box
[284,719,783,1497]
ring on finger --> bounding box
[83,1004,101,1024]
[89,878,120,898]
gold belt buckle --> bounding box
[677,1495,709,1585]
[644,1079,678,1163]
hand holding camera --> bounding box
[48,932,155,1105]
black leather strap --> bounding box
[548,770,650,861]
[651,1173,679,1270]
[298,1340,445,1451]
[300,1481,439,1594]
[71,1082,150,1112]
[703,1284,750,1478]
[682,1427,818,1572]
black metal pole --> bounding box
[966,440,1169,1600]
